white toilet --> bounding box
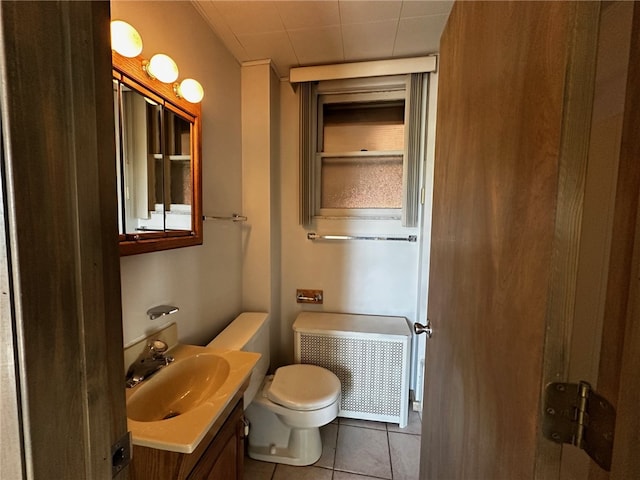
[207,312,341,466]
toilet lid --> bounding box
[267,364,341,411]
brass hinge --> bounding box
[543,381,615,471]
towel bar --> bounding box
[307,232,417,242]
[203,213,247,222]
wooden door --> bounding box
[418,1,634,478]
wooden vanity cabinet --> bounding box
[129,397,245,480]
[187,400,244,479]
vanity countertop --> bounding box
[125,343,259,453]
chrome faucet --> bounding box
[125,339,174,388]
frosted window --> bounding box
[319,99,404,210]
[299,74,425,225]
[321,156,403,209]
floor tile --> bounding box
[315,422,338,469]
[272,464,333,480]
[387,408,422,435]
[339,417,387,431]
[334,425,392,479]
[388,432,421,480]
[243,456,275,480]
[245,409,423,479]
[333,471,383,480]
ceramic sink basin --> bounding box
[125,344,260,453]
[127,353,230,422]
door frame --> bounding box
[414,67,439,406]
[0,2,128,478]
[534,1,602,476]
[606,3,640,477]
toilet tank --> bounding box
[207,312,270,406]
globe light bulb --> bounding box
[176,78,204,103]
[146,54,179,83]
[110,20,143,58]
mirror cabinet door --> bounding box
[120,83,165,236]
[112,59,202,256]
[163,107,193,232]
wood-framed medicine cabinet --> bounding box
[112,51,202,256]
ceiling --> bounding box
[192,0,453,78]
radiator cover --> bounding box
[294,312,411,427]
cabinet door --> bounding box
[187,401,244,480]
[204,435,238,479]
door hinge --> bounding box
[543,381,615,471]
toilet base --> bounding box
[245,398,332,466]
[247,427,322,466]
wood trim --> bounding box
[84,3,131,478]
[535,1,602,477]
[119,234,202,256]
[0,2,128,478]
[119,74,166,108]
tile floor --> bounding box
[244,409,422,480]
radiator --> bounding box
[293,312,412,428]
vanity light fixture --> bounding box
[110,20,203,102]
[174,78,204,104]
[110,20,143,58]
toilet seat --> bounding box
[267,364,340,411]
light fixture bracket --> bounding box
[141,59,154,79]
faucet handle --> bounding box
[148,339,174,364]
[148,339,168,354]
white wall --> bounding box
[111,1,244,346]
[276,80,425,369]
[240,61,281,364]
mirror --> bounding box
[112,52,202,256]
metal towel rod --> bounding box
[203,213,247,222]
[307,232,417,242]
